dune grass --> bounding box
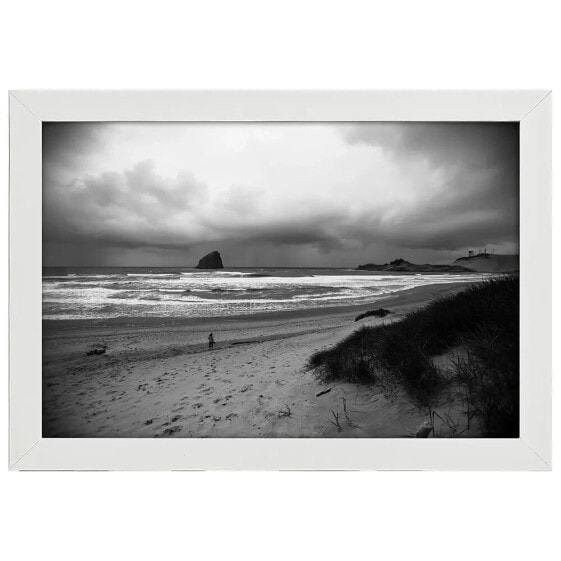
[307,276,519,436]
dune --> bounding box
[308,276,519,437]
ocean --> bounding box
[42,267,487,320]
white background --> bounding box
[1,1,558,560]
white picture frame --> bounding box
[9,90,552,470]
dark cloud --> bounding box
[42,122,519,266]
[43,159,209,251]
[344,122,518,168]
[43,122,104,172]
[342,122,519,251]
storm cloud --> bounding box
[43,122,519,267]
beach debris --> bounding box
[415,420,434,438]
[278,404,292,418]
[86,344,107,356]
[316,388,332,397]
[354,308,392,322]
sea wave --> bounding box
[180,271,268,278]
[126,273,180,278]
[42,268,489,320]
[107,292,161,301]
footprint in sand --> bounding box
[216,395,233,406]
[225,413,238,421]
[192,403,204,409]
[144,419,153,425]
[240,384,253,393]
[161,425,181,437]
[171,415,183,423]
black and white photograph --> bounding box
[42,121,520,438]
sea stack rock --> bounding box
[196,251,224,269]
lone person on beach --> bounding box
[208,333,215,350]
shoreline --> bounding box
[43,281,474,438]
[43,281,471,333]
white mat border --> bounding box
[9,90,552,470]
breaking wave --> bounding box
[42,266,488,320]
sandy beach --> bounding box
[43,282,475,438]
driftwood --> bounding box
[86,345,107,356]
[316,388,332,397]
[354,308,392,322]
[415,408,436,437]
[414,420,433,438]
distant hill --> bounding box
[357,258,471,273]
[453,254,519,273]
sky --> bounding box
[42,121,519,267]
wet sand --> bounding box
[42,282,474,438]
